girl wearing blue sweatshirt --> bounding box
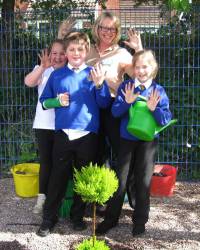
[37,32,111,237]
[96,50,172,236]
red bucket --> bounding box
[150,164,178,197]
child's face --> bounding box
[134,57,153,83]
[50,42,66,69]
[65,40,87,68]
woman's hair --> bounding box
[64,32,90,52]
[132,50,159,79]
[48,39,66,54]
[92,11,121,46]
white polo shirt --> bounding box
[33,66,55,130]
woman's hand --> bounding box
[123,29,143,52]
[121,82,140,104]
[58,17,77,39]
[90,63,106,88]
[38,49,52,69]
[147,89,160,111]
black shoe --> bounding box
[132,224,145,236]
[96,220,117,235]
[72,220,87,231]
[37,219,57,237]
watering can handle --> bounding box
[155,119,178,135]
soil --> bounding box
[0,178,200,250]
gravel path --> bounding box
[0,178,200,250]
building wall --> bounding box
[106,0,120,9]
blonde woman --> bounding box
[86,11,143,168]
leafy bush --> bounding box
[75,237,110,250]
[74,163,118,205]
[73,163,118,249]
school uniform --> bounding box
[39,63,111,224]
[102,78,172,226]
[33,66,55,195]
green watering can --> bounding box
[127,95,177,141]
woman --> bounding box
[86,11,143,211]
[86,12,143,165]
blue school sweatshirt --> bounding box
[40,66,111,133]
[111,79,172,141]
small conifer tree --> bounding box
[74,163,118,249]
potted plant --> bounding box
[73,163,119,250]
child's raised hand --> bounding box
[58,92,70,107]
[121,82,140,104]
[38,48,52,69]
[90,63,106,88]
[147,89,160,111]
[123,29,143,52]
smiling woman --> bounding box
[98,25,117,34]
[86,11,143,177]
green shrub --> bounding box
[75,237,110,250]
[74,163,118,249]
[74,163,118,205]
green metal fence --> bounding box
[0,6,199,179]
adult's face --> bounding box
[98,17,117,47]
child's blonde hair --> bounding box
[92,12,121,46]
[64,32,90,52]
[132,50,159,79]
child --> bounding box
[96,50,172,236]
[37,32,111,237]
[24,39,67,214]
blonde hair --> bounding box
[64,32,90,52]
[132,50,159,79]
[92,12,121,46]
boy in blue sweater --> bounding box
[37,32,111,237]
[96,50,172,236]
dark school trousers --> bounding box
[43,130,98,222]
[35,129,54,195]
[95,99,120,167]
[104,138,157,225]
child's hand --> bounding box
[147,89,160,111]
[123,29,143,52]
[38,49,52,69]
[90,63,106,88]
[58,92,70,107]
[121,82,140,104]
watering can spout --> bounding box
[155,119,178,135]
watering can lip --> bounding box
[137,95,147,101]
